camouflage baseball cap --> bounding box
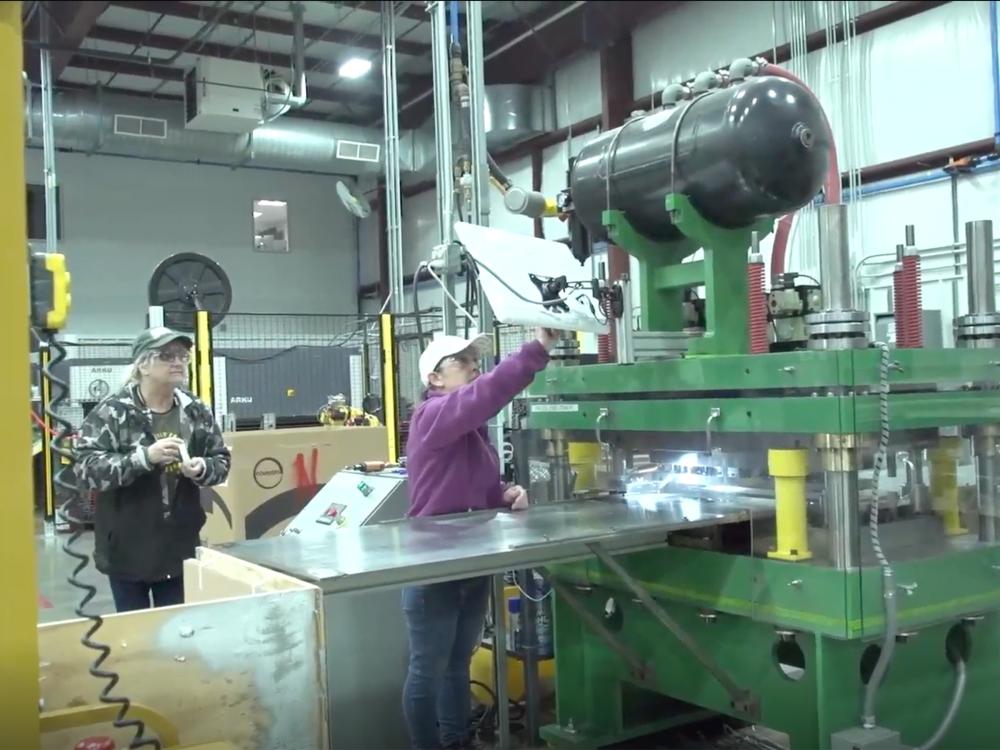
[132,326,193,359]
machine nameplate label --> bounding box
[531,404,580,413]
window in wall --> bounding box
[252,198,289,253]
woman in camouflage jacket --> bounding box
[74,327,231,611]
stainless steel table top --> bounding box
[219,494,769,593]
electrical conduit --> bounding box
[991,0,1000,147]
[450,1,460,44]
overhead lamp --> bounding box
[338,57,372,79]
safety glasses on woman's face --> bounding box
[437,352,478,371]
[155,349,191,364]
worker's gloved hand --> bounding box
[503,484,530,511]
[535,327,560,352]
[147,437,185,465]
[180,457,207,480]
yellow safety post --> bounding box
[767,448,813,561]
[0,2,42,746]
[930,437,966,536]
[195,310,214,411]
[380,314,400,463]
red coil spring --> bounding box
[894,255,923,348]
[748,261,769,354]
[598,294,614,363]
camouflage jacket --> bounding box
[74,384,231,582]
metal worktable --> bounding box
[221,494,767,593]
[218,494,767,750]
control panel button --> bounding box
[357,481,374,497]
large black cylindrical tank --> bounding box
[571,75,831,243]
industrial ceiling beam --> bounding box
[23,1,111,80]
[108,0,429,57]
[396,1,663,129]
[87,24,427,86]
[339,1,428,23]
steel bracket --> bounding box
[545,572,654,685]
[587,542,760,720]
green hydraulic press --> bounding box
[524,61,1000,750]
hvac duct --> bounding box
[26,84,552,177]
[26,88,435,177]
[483,84,555,150]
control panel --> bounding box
[282,469,409,538]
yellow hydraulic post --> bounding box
[767,448,813,561]
[568,442,601,491]
[930,437,966,536]
[0,2,42,746]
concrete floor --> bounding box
[36,520,115,624]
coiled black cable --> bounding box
[43,331,161,750]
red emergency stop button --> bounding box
[75,738,115,750]
[325,506,338,517]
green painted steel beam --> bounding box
[652,261,705,290]
[530,396,851,434]
[548,545,1000,640]
[528,391,1000,434]
[529,348,1000,397]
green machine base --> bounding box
[540,547,1000,750]
[528,345,1000,749]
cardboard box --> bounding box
[200,425,388,545]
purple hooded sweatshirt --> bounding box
[406,340,550,517]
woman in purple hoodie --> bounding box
[402,327,557,750]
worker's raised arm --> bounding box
[413,337,552,450]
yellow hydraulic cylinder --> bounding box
[0,3,42,747]
[767,449,813,562]
[568,441,601,491]
[930,437,966,536]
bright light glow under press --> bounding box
[256,200,286,207]
[339,58,372,79]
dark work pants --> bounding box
[108,576,184,612]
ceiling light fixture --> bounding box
[339,57,372,79]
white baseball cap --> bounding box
[418,333,492,386]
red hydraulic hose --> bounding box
[760,62,842,281]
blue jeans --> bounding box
[402,576,490,749]
[108,576,184,612]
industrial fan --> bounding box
[336,180,373,219]
[148,252,233,331]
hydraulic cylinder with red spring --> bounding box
[893,251,923,348]
[748,256,769,353]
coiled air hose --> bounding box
[862,343,897,729]
[43,331,162,750]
